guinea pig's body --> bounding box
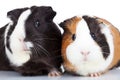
[0,6,62,76]
[59,16,120,77]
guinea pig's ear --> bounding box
[7,7,29,22]
[59,21,67,30]
[59,17,74,30]
[45,7,56,21]
[59,16,81,30]
[30,6,37,12]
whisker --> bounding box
[102,52,110,54]
[100,46,109,48]
[34,42,50,56]
[96,38,104,42]
[36,46,47,57]
[33,46,42,57]
[40,59,55,68]
[32,47,39,57]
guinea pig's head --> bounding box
[59,16,116,75]
[6,6,61,66]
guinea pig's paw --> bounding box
[88,72,102,77]
[48,69,61,77]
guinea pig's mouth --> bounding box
[19,39,33,51]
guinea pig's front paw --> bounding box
[48,69,61,77]
[88,72,102,77]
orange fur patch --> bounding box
[61,16,81,72]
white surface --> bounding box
[0,69,120,80]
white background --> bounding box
[0,0,120,80]
[0,0,120,30]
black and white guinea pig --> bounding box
[59,16,120,77]
[0,6,62,76]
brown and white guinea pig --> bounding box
[59,16,120,77]
[0,6,62,76]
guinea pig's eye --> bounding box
[72,34,76,41]
[90,32,97,40]
[35,20,40,27]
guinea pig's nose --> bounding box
[81,51,90,56]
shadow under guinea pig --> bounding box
[0,6,62,76]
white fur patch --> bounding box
[66,18,114,76]
[100,23,114,70]
[5,9,33,67]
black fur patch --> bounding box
[83,16,110,59]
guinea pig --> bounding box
[0,6,62,76]
[59,16,120,77]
